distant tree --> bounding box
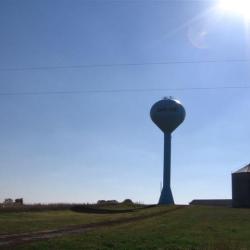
[97,200,106,204]
[4,198,13,205]
[15,198,23,205]
[106,200,118,204]
[122,199,133,204]
[97,200,118,205]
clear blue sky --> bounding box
[0,0,250,204]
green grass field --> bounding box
[0,204,165,234]
[2,205,250,250]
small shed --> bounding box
[232,164,250,208]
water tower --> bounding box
[150,97,185,205]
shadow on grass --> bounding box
[71,205,157,214]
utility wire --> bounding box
[1,85,250,96]
[74,0,217,3]
[0,59,249,72]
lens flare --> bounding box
[218,0,250,20]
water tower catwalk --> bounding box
[150,97,185,205]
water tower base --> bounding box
[158,186,174,205]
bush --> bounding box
[122,199,133,204]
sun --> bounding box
[218,0,250,20]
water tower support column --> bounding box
[158,132,174,205]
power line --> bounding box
[0,59,249,72]
[60,0,216,3]
[1,85,250,96]
[76,0,217,3]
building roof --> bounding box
[189,199,232,207]
[235,164,250,173]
